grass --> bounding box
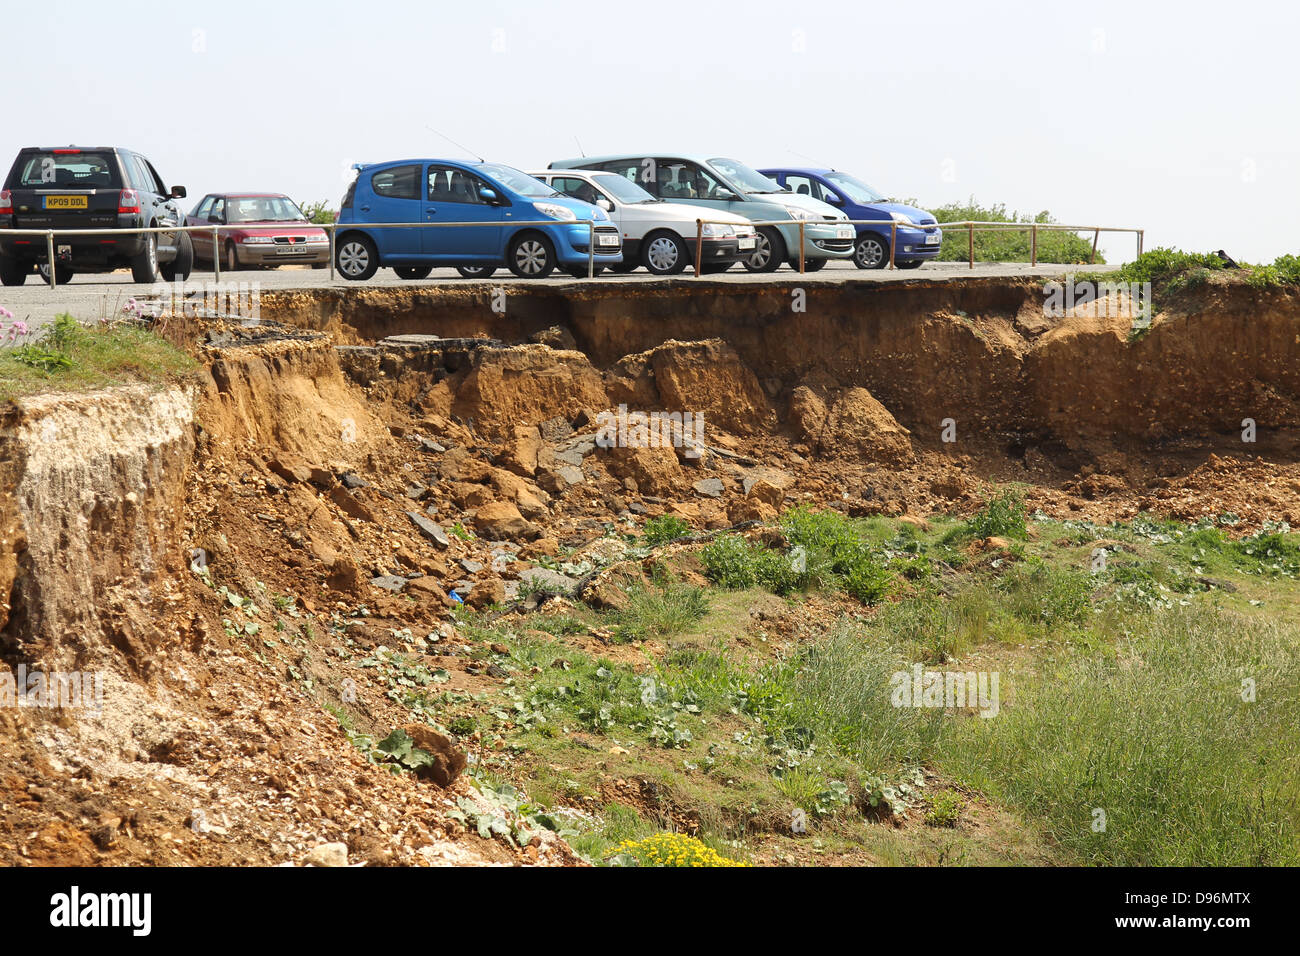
[365,505,1300,866]
[0,313,195,402]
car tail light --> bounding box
[0,190,11,214]
[118,188,140,214]
[52,148,81,154]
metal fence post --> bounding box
[213,227,221,282]
[44,231,57,288]
[695,220,703,277]
[328,224,336,281]
[1091,229,1099,265]
[797,221,805,273]
[1137,230,1144,259]
[588,221,594,279]
[968,222,974,269]
[889,221,897,269]
[1031,224,1038,267]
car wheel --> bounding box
[642,231,689,275]
[793,257,827,272]
[897,260,923,269]
[394,266,433,280]
[742,227,785,273]
[224,241,243,273]
[853,235,888,270]
[37,263,75,285]
[508,234,556,278]
[131,233,160,283]
[456,265,497,279]
[161,232,194,282]
[564,265,605,278]
[336,234,378,281]
[0,254,28,286]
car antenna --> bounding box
[574,135,586,158]
[787,147,833,170]
[426,126,484,163]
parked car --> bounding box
[529,169,756,275]
[186,193,329,271]
[758,167,941,269]
[547,154,855,272]
[0,146,191,285]
[334,159,621,280]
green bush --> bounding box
[642,515,692,547]
[919,197,1100,264]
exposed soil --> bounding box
[2,274,1298,866]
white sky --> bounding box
[8,0,1298,263]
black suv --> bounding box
[0,146,193,285]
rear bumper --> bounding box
[0,234,149,265]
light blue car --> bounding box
[335,158,622,280]
[548,153,856,272]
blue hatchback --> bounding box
[758,167,941,269]
[335,159,623,280]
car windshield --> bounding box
[226,196,306,223]
[13,151,120,189]
[825,171,886,204]
[708,157,782,194]
[476,163,557,198]
[591,173,657,204]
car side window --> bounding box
[812,180,841,204]
[785,175,815,197]
[552,177,601,205]
[142,158,168,195]
[210,198,225,222]
[194,196,214,219]
[427,165,485,204]
[593,161,642,187]
[658,162,725,201]
[371,165,421,200]
[120,154,147,190]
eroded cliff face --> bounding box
[0,384,196,673]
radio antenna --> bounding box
[426,126,484,163]
[574,135,586,157]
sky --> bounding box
[6,0,1298,263]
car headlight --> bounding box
[534,202,577,222]
[890,211,915,225]
[241,236,273,244]
[701,223,735,237]
[783,206,815,221]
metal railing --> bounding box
[0,219,602,288]
[689,217,1143,276]
[0,215,1142,287]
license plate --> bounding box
[836,224,855,239]
[738,237,756,250]
[44,195,87,210]
[925,233,941,245]
[275,245,310,255]
[597,234,619,247]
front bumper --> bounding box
[235,241,330,266]
[779,221,857,259]
[861,224,943,260]
[555,223,623,264]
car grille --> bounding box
[273,235,310,244]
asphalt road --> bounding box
[1,259,1119,332]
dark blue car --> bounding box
[758,167,941,269]
[335,158,622,280]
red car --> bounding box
[186,193,329,271]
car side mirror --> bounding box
[478,187,499,203]
[597,198,612,212]
[715,189,738,201]
[825,193,844,205]
[171,186,187,199]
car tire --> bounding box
[336,234,378,281]
[394,266,433,280]
[507,233,556,279]
[161,232,194,282]
[131,233,160,283]
[792,257,827,272]
[223,241,243,274]
[853,234,889,270]
[37,263,75,285]
[897,260,923,269]
[742,227,785,273]
[564,265,605,278]
[0,254,28,286]
[641,231,689,275]
[456,265,497,279]
[608,259,638,274]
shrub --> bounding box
[700,534,759,589]
[607,832,748,867]
[642,514,692,547]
